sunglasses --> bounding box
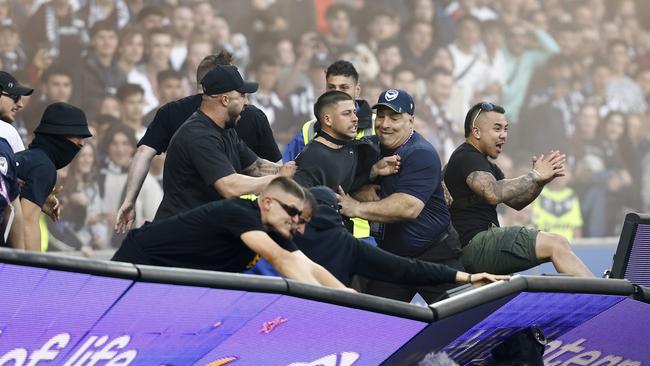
[1,92,21,103]
[471,102,505,129]
[270,197,302,218]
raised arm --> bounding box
[241,158,285,177]
[115,145,157,233]
[338,189,424,223]
[214,161,296,198]
[466,151,565,210]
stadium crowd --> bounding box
[0,0,647,297]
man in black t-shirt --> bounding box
[16,102,92,251]
[113,177,349,290]
[115,52,282,232]
[444,102,593,277]
[154,65,295,220]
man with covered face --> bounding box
[154,65,295,220]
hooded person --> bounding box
[292,186,508,296]
[16,102,92,251]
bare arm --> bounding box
[466,151,566,210]
[240,231,347,289]
[115,145,157,233]
[6,197,24,249]
[339,189,425,223]
[466,170,543,210]
[213,174,278,198]
[20,198,41,251]
[241,158,283,177]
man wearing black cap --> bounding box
[338,88,464,303]
[0,71,34,152]
[115,52,281,233]
[154,65,295,220]
[16,102,92,251]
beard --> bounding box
[224,106,241,129]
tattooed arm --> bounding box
[465,170,543,210]
[465,150,567,210]
[242,158,283,177]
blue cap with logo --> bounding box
[372,88,415,115]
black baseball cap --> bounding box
[34,102,92,138]
[0,71,33,96]
[200,65,258,95]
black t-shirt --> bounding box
[154,110,258,220]
[15,149,57,207]
[293,141,358,191]
[114,199,297,272]
[138,94,281,161]
[444,142,505,245]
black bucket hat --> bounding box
[34,102,92,138]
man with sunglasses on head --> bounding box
[443,102,593,277]
[153,64,295,221]
[0,71,34,153]
[113,177,350,290]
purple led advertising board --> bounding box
[0,262,428,365]
[441,292,627,365]
[545,298,650,365]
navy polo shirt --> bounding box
[0,138,18,222]
[372,132,450,256]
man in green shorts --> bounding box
[443,102,593,277]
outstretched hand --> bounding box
[532,150,566,183]
[470,272,511,288]
[115,200,135,234]
[336,186,360,217]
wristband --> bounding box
[467,274,472,284]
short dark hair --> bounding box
[265,176,305,201]
[250,53,277,72]
[325,3,351,20]
[325,60,359,82]
[89,20,117,39]
[464,102,506,138]
[377,39,401,53]
[147,27,173,42]
[457,14,481,28]
[607,39,628,53]
[196,50,234,84]
[41,64,73,83]
[428,66,452,81]
[101,123,136,154]
[116,83,144,101]
[157,69,182,85]
[313,90,354,123]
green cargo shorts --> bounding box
[462,224,542,275]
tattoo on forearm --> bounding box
[243,159,281,177]
[466,171,543,207]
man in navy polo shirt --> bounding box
[338,88,463,303]
[0,136,23,249]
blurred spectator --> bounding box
[502,21,560,124]
[417,67,457,163]
[81,20,126,119]
[179,34,213,96]
[169,5,194,71]
[401,21,435,78]
[248,54,289,137]
[531,167,584,241]
[362,8,400,53]
[285,54,328,130]
[116,83,145,139]
[191,1,216,39]
[23,64,74,133]
[143,69,183,126]
[98,123,161,246]
[133,6,164,31]
[605,40,647,114]
[212,16,250,73]
[393,66,418,98]
[59,142,109,252]
[116,26,156,114]
[141,27,173,100]
[78,0,131,30]
[22,0,87,68]
[0,24,27,73]
[478,20,506,103]
[585,60,611,116]
[97,95,121,121]
[322,4,357,58]
[376,40,403,87]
